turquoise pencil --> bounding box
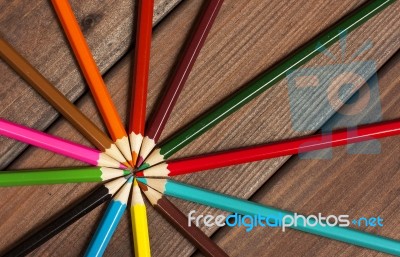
[137,178,400,256]
[84,176,133,257]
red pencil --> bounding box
[138,0,224,165]
[137,119,400,177]
[129,0,154,166]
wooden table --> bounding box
[0,0,399,256]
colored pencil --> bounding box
[130,179,151,257]
[137,119,400,176]
[138,178,400,256]
[140,0,396,168]
[2,177,127,257]
[0,37,127,165]
[84,176,133,257]
[0,167,130,187]
[138,0,224,165]
[140,183,228,257]
[51,0,133,166]
[0,118,125,169]
[129,0,154,166]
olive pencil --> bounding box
[141,0,396,168]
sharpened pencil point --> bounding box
[132,152,138,167]
[131,179,145,206]
[136,177,147,185]
[115,136,133,164]
[135,171,144,177]
[123,170,132,176]
[138,163,150,171]
[137,156,144,167]
[127,175,134,183]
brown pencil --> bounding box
[138,0,224,165]
[0,37,127,165]
[139,182,228,257]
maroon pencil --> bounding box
[138,0,224,165]
[139,183,228,257]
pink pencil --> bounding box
[0,118,126,169]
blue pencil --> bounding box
[137,178,400,256]
[84,176,133,257]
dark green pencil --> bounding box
[140,0,396,168]
[0,167,130,187]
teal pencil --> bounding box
[137,178,400,256]
[84,176,133,257]
[0,167,131,187]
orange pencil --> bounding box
[51,0,132,167]
[129,0,154,166]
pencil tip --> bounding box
[123,170,131,176]
[123,161,132,168]
[137,181,148,191]
[124,173,133,180]
[132,152,138,166]
[137,156,144,167]
[136,177,146,184]
[138,162,150,171]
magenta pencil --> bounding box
[0,118,125,169]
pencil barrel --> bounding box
[163,180,400,256]
[0,167,102,186]
[154,197,228,257]
[158,0,396,159]
[166,119,400,175]
[145,0,224,143]
[2,186,111,257]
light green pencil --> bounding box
[0,167,130,187]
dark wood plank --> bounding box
[208,50,400,256]
[0,0,399,256]
[0,0,183,168]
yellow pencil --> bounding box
[130,179,151,257]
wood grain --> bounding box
[0,0,399,256]
[0,0,183,168]
[208,50,400,257]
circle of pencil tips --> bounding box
[1,0,399,257]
